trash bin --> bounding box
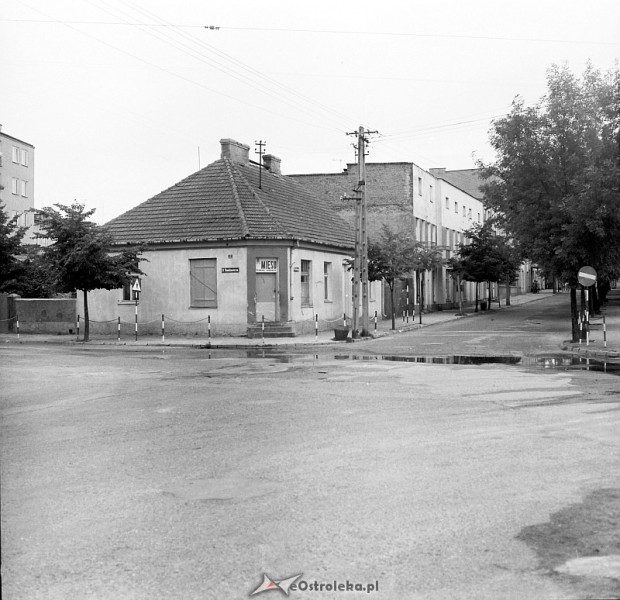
[334,327,349,341]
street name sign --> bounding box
[577,266,597,287]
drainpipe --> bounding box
[289,245,294,320]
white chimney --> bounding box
[263,154,281,175]
[220,138,250,164]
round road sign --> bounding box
[578,266,597,287]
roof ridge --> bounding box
[231,163,290,238]
[223,159,250,237]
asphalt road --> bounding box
[353,291,573,358]
[1,333,619,600]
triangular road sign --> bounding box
[132,279,141,292]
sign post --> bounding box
[577,266,597,346]
[132,278,141,341]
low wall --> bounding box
[10,297,76,334]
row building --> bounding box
[290,161,532,316]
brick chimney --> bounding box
[262,154,281,175]
[220,138,250,164]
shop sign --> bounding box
[256,258,278,273]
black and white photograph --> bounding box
[1,1,619,598]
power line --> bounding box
[3,18,618,46]
[377,113,510,142]
[13,0,348,134]
[82,0,357,131]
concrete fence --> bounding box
[0,295,77,334]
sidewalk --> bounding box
[2,289,619,357]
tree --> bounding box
[481,62,620,340]
[456,222,521,310]
[368,224,441,330]
[368,225,417,330]
[37,203,143,341]
[0,205,53,297]
[411,244,444,314]
[0,205,28,293]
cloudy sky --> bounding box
[1,0,618,223]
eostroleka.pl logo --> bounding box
[250,574,303,596]
[250,574,380,596]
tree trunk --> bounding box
[457,275,464,315]
[389,282,396,330]
[570,287,579,343]
[83,289,90,342]
[475,284,479,312]
[505,274,511,306]
[420,272,425,313]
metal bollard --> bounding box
[603,315,607,348]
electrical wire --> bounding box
[83,0,359,132]
[14,0,345,134]
[3,18,618,46]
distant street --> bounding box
[2,297,619,600]
[354,291,573,357]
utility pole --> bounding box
[255,140,266,189]
[347,126,377,337]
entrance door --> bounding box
[256,272,277,321]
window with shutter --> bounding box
[190,259,217,308]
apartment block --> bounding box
[0,127,35,240]
[289,162,487,312]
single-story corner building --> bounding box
[81,139,381,337]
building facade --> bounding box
[289,162,491,313]
[0,128,36,239]
[81,139,381,337]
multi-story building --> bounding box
[289,162,493,313]
[0,127,36,240]
[431,167,535,295]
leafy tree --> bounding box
[0,205,28,293]
[411,244,444,314]
[456,224,499,310]
[368,225,442,330]
[481,62,620,341]
[455,222,521,310]
[37,203,143,341]
[0,205,53,297]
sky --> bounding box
[1,0,619,223]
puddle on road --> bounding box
[197,348,620,375]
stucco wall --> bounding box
[82,242,362,336]
[83,246,249,336]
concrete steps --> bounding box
[246,322,296,338]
